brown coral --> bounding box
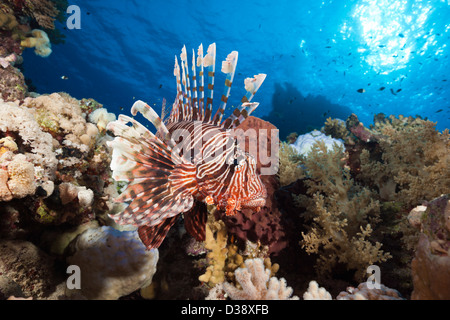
[3,0,59,30]
[357,115,450,208]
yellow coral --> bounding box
[0,168,13,201]
[198,221,228,287]
[21,29,52,58]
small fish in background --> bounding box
[435,109,443,113]
[390,88,397,95]
[398,33,405,38]
[61,75,68,80]
[357,88,365,93]
[159,84,163,89]
[378,86,386,91]
[378,44,386,48]
[396,88,402,93]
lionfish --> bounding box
[107,43,267,249]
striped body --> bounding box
[107,43,267,249]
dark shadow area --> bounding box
[262,82,352,140]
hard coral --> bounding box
[6,154,36,198]
[0,99,56,183]
[217,258,298,300]
[302,281,332,300]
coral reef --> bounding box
[66,226,159,300]
[2,0,60,30]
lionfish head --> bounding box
[228,149,267,212]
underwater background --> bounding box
[22,0,450,138]
[1,0,450,302]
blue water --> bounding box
[22,0,450,136]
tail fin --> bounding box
[107,103,198,247]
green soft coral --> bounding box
[278,142,304,187]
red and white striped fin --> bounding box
[131,100,176,148]
[106,114,198,247]
[138,216,179,249]
[239,73,267,105]
[221,73,266,129]
[212,51,238,126]
[190,49,200,121]
[183,200,208,242]
[203,43,216,123]
[180,45,192,121]
[221,102,259,129]
[171,56,184,122]
[196,44,205,120]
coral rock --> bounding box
[0,240,59,298]
[411,194,450,300]
[337,282,404,300]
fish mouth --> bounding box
[241,197,266,208]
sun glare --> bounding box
[344,0,435,74]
